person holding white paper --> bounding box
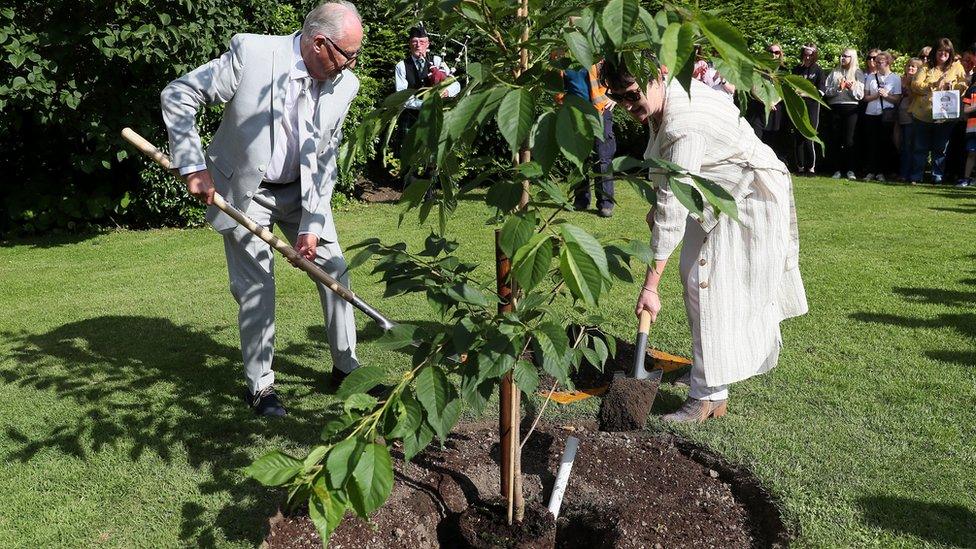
[909,38,969,184]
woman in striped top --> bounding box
[600,63,809,424]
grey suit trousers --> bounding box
[224,181,359,393]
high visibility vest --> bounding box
[556,63,610,113]
[587,64,610,113]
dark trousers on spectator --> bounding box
[898,122,916,181]
[911,119,956,182]
[828,104,858,174]
[861,114,895,176]
[575,108,616,211]
[794,100,821,172]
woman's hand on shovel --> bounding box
[635,287,662,323]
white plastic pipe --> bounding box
[547,436,580,518]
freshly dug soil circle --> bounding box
[597,377,660,432]
[458,499,556,548]
[264,422,790,548]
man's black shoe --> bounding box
[246,385,287,417]
[597,207,614,218]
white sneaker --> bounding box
[864,173,875,181]
[876,174,886,182]
[846,171,857,180]
[832,171,842,179]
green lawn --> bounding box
[1,178,974,548]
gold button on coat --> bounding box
[699,281,709,289]
[699,258,707,266]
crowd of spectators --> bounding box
[695,38,976,187]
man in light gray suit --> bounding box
[161,2,363,416]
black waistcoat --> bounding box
[403,55,429,89]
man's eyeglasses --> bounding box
[768,49,783,56]
[324,35,359,69]
[606,89,642,102]
[867,55,877,61]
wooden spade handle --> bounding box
[638,309,652,335]
[120,127,396,332]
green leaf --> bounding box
[375,324,417,351]
[348,443,394,517]
[158,13,172,25]
[556,95,596,171]
[337,367,386,399]
[500,211,537,258]
[460,367,494,414]
[304,445,329,471]
[388,393,423,439]
[326,437,361,490]
[435,399,462,441]
[668,176,705,218]
[458,1,486,24]
[563,29,592,69]
[511,233,554,291]
[637,6,663,44]
[516,161,543,179]
[403,421,435,460]
[496,88,535,154]
[446,90,490,140]
[399,178,433,210]
[559,224,610,306]
[781,74,824,104]
[485,180,524,212]
[533,322,570,386]
[697,15,750,64]
[446,283,491,307]
[382,88,418,108]
[602,0,639,47]
[245,450,303,486]
[513,359,540,395]
[531,111,558,174]
[343,393,378,415]
[691,175,739,221]
[415,367,450,425]
[660,22,696,81]
[308,480,345,547]
[780,81,821,143]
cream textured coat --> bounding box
[645,79,808,387]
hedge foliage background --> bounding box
[0,0,969,235]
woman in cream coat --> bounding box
[601,65,809,423]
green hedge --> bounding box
[0,0,961,235]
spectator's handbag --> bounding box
[932,90,961,120]
[876,74,897,123]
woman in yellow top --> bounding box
[910,38,969,183]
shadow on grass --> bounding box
[0,315,329,547]
[850,276,976,367]
[0,230,108,249]
[858,495,976,548]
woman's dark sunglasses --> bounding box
[606,89,642,102]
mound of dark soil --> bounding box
[263,422,789,548]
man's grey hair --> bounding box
[302,2,362,43]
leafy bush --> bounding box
[0,0,961,236]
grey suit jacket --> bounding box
[160,32,359,240]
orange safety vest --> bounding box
[556,63,610,113]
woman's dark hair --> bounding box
[598,58,637,90]
[928,37,955,70]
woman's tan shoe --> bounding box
[661,397,727,424]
